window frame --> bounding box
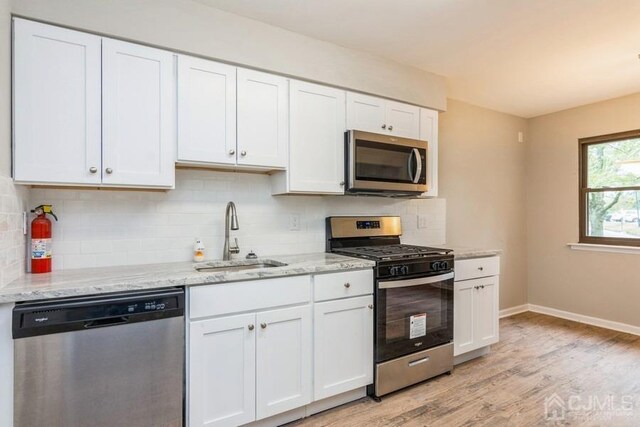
[579,129,640,247]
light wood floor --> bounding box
[290,312,640,426]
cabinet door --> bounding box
[178,56,236,165]
[289,81,346,194]
[237,69,288,168]
[256,305,312,420]
[314,295,373,400]
[385,100,420,139]
[475,276,500,348]
[419,108,439,197]
[102,38,175,187]
[13,19,101,185]
[189,314,256,427]
[346,92,386,134]
[453,279,477,356]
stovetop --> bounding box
[332,244,452,261]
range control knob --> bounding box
[441,261,449,271]
[401,265,409,275]
[389,266,399,276]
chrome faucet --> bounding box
[223,201,240,260]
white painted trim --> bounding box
[567,243,640,255]
[499,304,530,318]
[454,346,490,365]
[528,304,640,337]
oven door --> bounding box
[375,272,453,363]
[347,130,427,194]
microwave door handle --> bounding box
[379,272,454,289]
[407,149,415,182]
[412,148,422,184]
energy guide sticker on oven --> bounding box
[410,313,427,339]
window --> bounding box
[579,129,640,246]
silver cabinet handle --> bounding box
[368,304,373,309]
[260,322,267,329]
[248,324,254,331]
[105,168,113,174]
[229,149,235,155]
[240,150,247,156]
[344,282,351,288]
[89,167,98,173]
[388,125,393,131]
[381,124,387,129]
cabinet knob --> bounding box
[344,282,351,288]
[248,324,254,331]
[478,267,484,271]
[368,304,373,309]
[381,124,387,129]
[260,322,267,329]
[388,125,394,131]
[89,167,98,174]
[240,150,247,156]
[481,285,485,289]
[339,181,345,186]
[105,168,113,174]
[229,149,236,155]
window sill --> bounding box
[567,243,640,254]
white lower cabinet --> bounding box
[313,295,373,400]
[189,313,256,427]
[187,270,373,427]
[256,306,312,419]
[453,257,500,358]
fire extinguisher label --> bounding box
[31,239,52,259]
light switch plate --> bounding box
[417,215,429,229]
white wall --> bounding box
[30,169,446,270]
[11,0,446,111]
[0,176,27,286]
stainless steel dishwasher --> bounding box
[12,288,185,427]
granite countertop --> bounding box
[0,253,375,304]
[449,247,502,260]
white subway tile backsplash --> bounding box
[27,169,447,270]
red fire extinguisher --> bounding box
[31,205,58,274]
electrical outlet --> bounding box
[289,214,300,231]
[417,215,429,229]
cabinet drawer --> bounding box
[313,269,373,302]
[189,275,311,319]
[454,256,500,281]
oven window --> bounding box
[355,140,421,183]
[376,279,453,362]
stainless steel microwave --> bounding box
[345,130,428,196]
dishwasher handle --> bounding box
[84,316,130,329]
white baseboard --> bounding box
[528,304,640,337]
[499,304,530,318]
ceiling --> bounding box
[195,0,640,118]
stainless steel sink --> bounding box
[195,260,287,273]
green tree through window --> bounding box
[580,130,640,246]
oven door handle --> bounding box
[379,272,454,289]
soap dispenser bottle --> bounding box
[194,239,205,262]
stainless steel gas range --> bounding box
[326,216,454,397]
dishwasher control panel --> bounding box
[13,288,184,339]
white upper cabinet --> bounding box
[346,92,420,139]
[345,92,386,134]
[102,39,176,188]
[13,19,102,185]
[281,80,346,194]
[177,56,236,165]
[237,69,288,169]
[385,101,420,139]
[419,107,439,197]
